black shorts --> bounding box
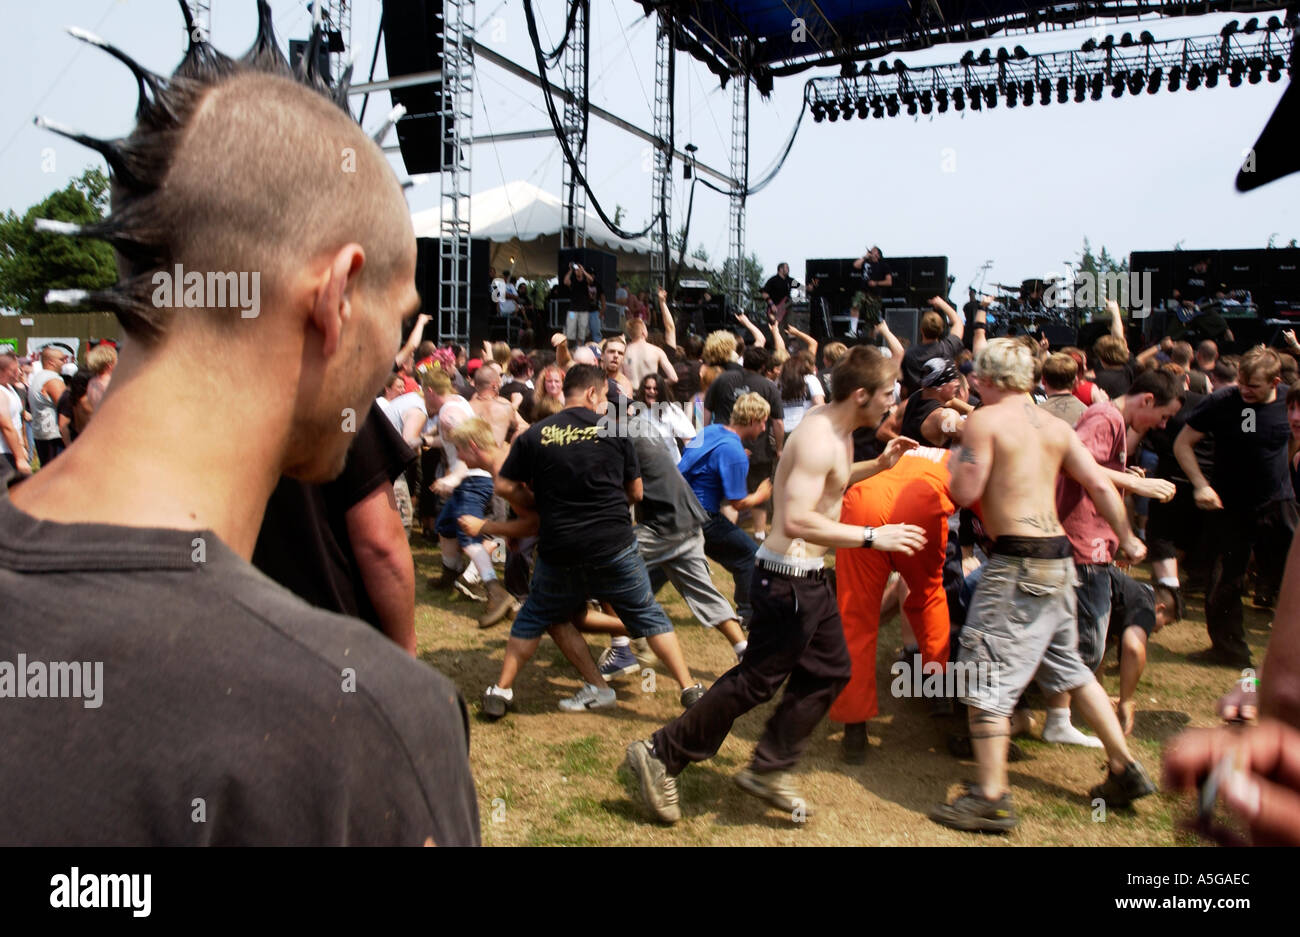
[34,438,63,466]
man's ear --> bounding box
[310,243,366,358]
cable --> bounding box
[357,21,384,124]
[699,91,807,198]
[522,0,662,241]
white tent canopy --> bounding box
[409,180,711,281]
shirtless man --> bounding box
[624,345,926,824]
[601,336,635,398]
[929,338,1157,834]
[469,365,527,446]
[623,288,678,389]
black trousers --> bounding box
[1205,499,1299,660]
[652,566,852,775]
[34,437,63,465]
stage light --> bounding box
[1140,31,1155,45]
[885,94,899,117]
[1268,56,1284,82]
[983,85,997,107]
[969,87,981,111]
[1229,61,1245,87]
[1006,83,1018,107]
[1188,63,1202,89]
[1075,74,1088,102]
[1221,20,1238,38]
[840,61,857,78]
[1147,68,1162,94]
[996,47,1010,63]
[1089,73,1103,100]
[1023,79,1035,100]
[961,50,975,66]
[841,96,854,118]
[1248,57,1264,83]
[827,104,839,121]
[1058,76,1069,103]
[1267,16,1283,31]
[920,90,933,114]
[1111,73,1125,98]
[978,48,992,66]
[1120,32,1135,47]
[1100,35,1115,50]
[877,60,892,75]
[1168,65,1182,91]
[1014,45,1029,60]
[1206,64,1219,87]
[1128,70,1145,95]
[1081,38,1097,52]
[1244,17,1259,33]
[936,88,948,112]
[953,88,965,111]
[811,101,825,122]
[856,97,869,119]
[871,94,884,118]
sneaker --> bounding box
[929,786,1017,833]
[842,722,868,765]
[598,644,640,680]
[480,684,513,721]
[680,683,706,709]
[734,767,813,817]
[624,740,680,824]
[558,682,617,713]
[1089,759,1158,807]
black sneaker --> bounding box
[842,722,868,765]
[929,785,1017,833]
[1089,760,1157,807]
[480,685,514,721]
[1188,646,1253,669]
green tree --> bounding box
[0,167,116,313]
[1074,237,1129,319]
[715,251,764,311]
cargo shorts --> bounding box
[956,553,1095,717]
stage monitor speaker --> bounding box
[557,247,617,304]
[381,1,450,174]
[1129,251,1175,307]
[1040,323,1077,348]
[907,256,949,297]
[1219,249,1264,295]
[885,308,920,346]
[413,236,490,346]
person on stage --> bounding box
[761,263,797,326]
[849,245,893,339]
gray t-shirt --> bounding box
[630,420,708,537]
[0,471,479,845]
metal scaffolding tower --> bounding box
[192,0,211,38]
[560,3,588,250]
[649,14,672,291]
[727,71,749,315]
[439,0,475,346]
[329,0,351,87]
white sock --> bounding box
[491,684,513,701]
[1043,707,1103,747]
[611,636,631,648]
[463,542,497,582]
[1157,576,1180,589]
[848,316,859,335]
[460,560,482,584]
[733,640,748,658]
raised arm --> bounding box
[786,323,817,361]
[874,320,904,359]
[931,295,963,342]
[657,287,676,352]
[971,300,990,357]
[768,311,788,358]
[1108,300,1128,352]
[735,312,765,348]
[396,313,432,368]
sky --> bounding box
[1,0,1296,301]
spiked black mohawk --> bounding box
[33,0,372,343]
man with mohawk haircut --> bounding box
[1,2,479,846]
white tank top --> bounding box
[28,370,62,441]
[0,384,23,456]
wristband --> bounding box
[863,526,875,549]
[971,322,987,331]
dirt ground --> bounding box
[411,540,1265,846]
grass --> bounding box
[412,538,1266,846]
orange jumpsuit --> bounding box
[829,447,956,724]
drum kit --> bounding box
[984,277,1076,332]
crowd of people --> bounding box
[6,6,1299,845]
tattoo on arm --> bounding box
[956,445,977,464]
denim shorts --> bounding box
[510,541,675,641]
[435,475,496,547]
[1074,563,1113,672]
[956,553,1095,716]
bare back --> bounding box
[765,406,851,559]
[958,393,1072,539]
[623,340,673,388]
[470,394,515,446]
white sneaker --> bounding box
[558,683,617,713]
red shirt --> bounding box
[1057,402,1126,565]
[1073,380,1101,406]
